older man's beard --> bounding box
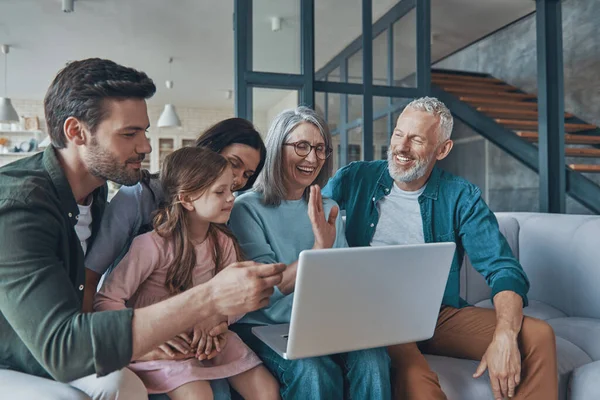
[85,138,145,186]
[387,147,434,183]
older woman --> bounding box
[229,106,391,400]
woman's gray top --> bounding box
[85,178,164,275]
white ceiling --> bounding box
[0,0,534,111]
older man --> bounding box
[322,97,558,400]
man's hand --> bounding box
[208,261,285,317]
[473,290,524,399]
[474,330,521,399]
[191,315,226,348]
[136,348,195,362]
[191,315,227,360]
[159,333,193,357]
[308,184,338,250]
[195,331,229,361]
[135,333,195,362]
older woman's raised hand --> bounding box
[308,184,339,250]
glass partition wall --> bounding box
[234,0,432,167]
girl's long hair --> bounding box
[153,147,244,295]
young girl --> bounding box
[94,147,280,400]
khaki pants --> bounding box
[0,368,147,400]
[388,306,558,400]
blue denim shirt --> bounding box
[322,160,529,308]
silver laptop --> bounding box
[252,242,456,360]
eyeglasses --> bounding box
[283,140,333,160]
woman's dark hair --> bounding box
[195,118,266,191]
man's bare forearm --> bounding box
[131,282,216,360]
[493,290,523,337]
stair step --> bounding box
[478,107,574,119]
[445,88,537,99]
[496,119,597,132]
[433,79,515,91]
[565,148,600,158]
[569,164,600,172]
[431,72,503,83]
[462,97,539,109]
[516,132,600,144]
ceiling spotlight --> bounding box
[62,0,75,13]
[271,17,282,32]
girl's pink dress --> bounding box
[94,231,262,394]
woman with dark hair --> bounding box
[83,118,267,311]
[195,118,267,192]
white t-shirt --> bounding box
[370,183,425,247]
[74,199,93,255]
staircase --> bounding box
[429,68,600,212]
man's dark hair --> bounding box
[44,58,156,149]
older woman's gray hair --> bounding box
[255,106,333,206]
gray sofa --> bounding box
[427,212,600,400]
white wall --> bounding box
[4,99,234,172]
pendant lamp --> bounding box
[157,57,181,128]
[0,45,19,123]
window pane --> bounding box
[374,116,389,161]
[393,9,417,88]
[252,88,299,136]
[319,91,341,172]
[331,134,341,172]
[315,92,326,121]
[326,93,341,131]
[373,30,388,85]
[348,50,362,84]
[373,0,399,23]
[328,67,341,83]
[348,126,363,163]
[315,0,361,77]
[252,0,300,74]
[374,96,389,115]
[348,95,362,122]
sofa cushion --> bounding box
[509,213,600,319]
[556,336,591,400]
[425,335,590,400]
[570,360,600,400]
[426,355,493,400]
[548,317,600,361]
[474,299,567,321]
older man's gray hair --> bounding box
[255,106,333,206]
[405,97,454,142]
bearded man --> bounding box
[322,97,558,400]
